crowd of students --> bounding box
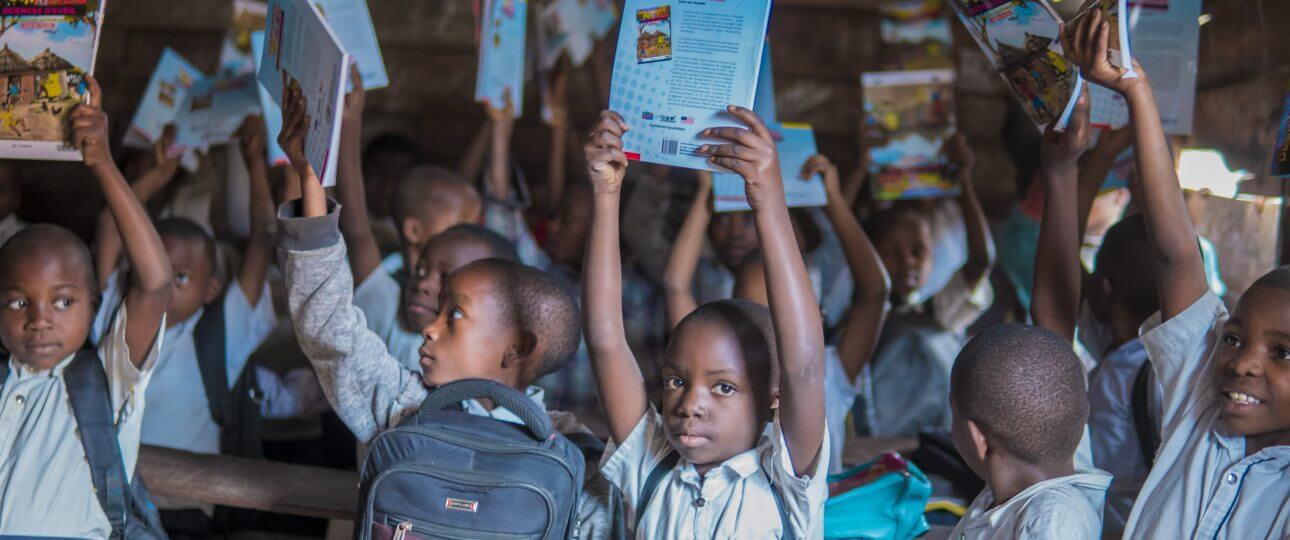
[0,11,1286,539]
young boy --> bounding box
[583,108,828,537]
[1066,11,1290,538]
[854,134,992,438]
[663,154,890,473]
[0,77,173,538]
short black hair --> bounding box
[431,224,518,262]
[862,204,929,247]
[0,224,96,292]
[362,133,421,167]
[1094,214,1160,322]
[155,217,217,273]
[672,299,777,398]
[464,258,581,378]
[389,165,480,228]
[951,323,1087,465]
[1248,265,1290,294]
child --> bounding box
[583,108,828,537]
[1065,11,1290,538]
[854,134,992,438]
[0,77,172,538]
[664,154,890,473]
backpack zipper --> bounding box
[365,465,559,539]
[392,521,412,540]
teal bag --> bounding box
[824,453,931,539]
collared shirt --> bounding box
[353,267,423,374]
[602,408,829,539]
[949,469,1112,539]
[1124,292,1290,539]
[823,346,857,474]
[1087,338,1161,538]
[0,304,164,538]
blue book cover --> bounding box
[313,0,388,90]
[475,0,528,117]
[175,73,261,152]
[126,48,201,152]
[609,0,773,171]
[250,30,289,167]
[753,41,777,125]
[713,123,828,212]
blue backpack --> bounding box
[356,379,586,539]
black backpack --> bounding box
[357,379,586,539]
[193,298,264,459]
[1131,360,1161,467]
[0,349,168,540]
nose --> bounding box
[672,385,707,419]
[413,271,440,299]
[25,302,52,331]
[421,314,441,343]
[1227,347,1266,378]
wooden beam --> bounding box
[139,445,359,521]
[842,437,920,467]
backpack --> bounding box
[0,349,168,540]
[193,298,264,459]
[1131,360,1161,467]
[356,379,586,540]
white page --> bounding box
[312,0,388,90]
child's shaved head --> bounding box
[391,165,482,239]
[155,218,220,326]
[0,224,95,290]
[0,225,98,367]
[676,299,778,394]
[1248,265,1290,294]
[480,259,581,378]
[432,224,517,263]
[155,218,217,271]
[952,324,1088,466]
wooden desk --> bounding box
[841,436,920,468]
[139,445,359,521]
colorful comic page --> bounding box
[250,30,289,166]
[259,0,349,186]
[862,69,959,200]
[713,123,828,213]
[312,0,387,90]
[175,72,261,151]
[880,0,953,70]
[1063,0,1133,73]
[609,0,773,171]
[125,48,199,152]
[475,0,527,117]
[948,0,1080,130]
[1089,0,1199,134]
[0,0,105,161]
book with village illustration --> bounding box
[863,69,959,200]
[880,0,953,70]
[0,0,106,160]
[948,0,1080,130]
[634,5,671,63]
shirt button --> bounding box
[1225,472,1238,484]
[14,395,23,405]
[694,497,706,508]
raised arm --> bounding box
[234,115,276,306]
[334,66,382,283]
[1031,87,1091,341]
[74,77,171,368]
[700,106,825,475]
[1064,13,1206,319]
[581,111,648,444]
[806,154,889,382]
[661,171,712,330]
[279,75,326,217]
[543,66,570,214]
[951,134,991,287]
[485,93,516,200]
[94,125,180,289]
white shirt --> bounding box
[823,345,858,474]
[949,469,1112,539]
[1124,292,1290,539]
[354,268,424,374]
[602,408,829,539]
[0,304,164,538]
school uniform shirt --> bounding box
[602,408,830,539]
[1086,338,1162,538]
[353,267,423,374]
[948,468,1112,539]
[0,304,164,538]
[823,345,858,474]
[1124,292,1290,539]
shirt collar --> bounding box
[461,385,547,425]
[7,351,78,381]
[166,306,204,339]
[971,470,1112,528]
[676,422,775,487]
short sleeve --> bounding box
[764,416,830,538]
[1139,292,1226,439]
[97,302,165,478]
[931,270,993,335]
[599,408,675,511]
[90,268,126,346]
[222,277,278,387]
[823,348,856,471]
[1016,488,1103,539]
[354,269,403,338]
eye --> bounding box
[450,308,464,321]
[415,266,428,279]
[1222,332,1242,349]
[174,273,190,286]
[713,383,736,397]
[663,375,684,390]
[53,297,72,310]
[5,298,26,310]
[1275,346,1290,361]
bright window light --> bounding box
[1178,149,1245,199]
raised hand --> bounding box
[153,123,181,166]
[697,105,781,210]
[70,76,110,169]
[802,154,841,201]
[1040,84,1092,175]
[1060,11,1145,95]
[342,62,365,124]
[277,74,310,172]
[583,111,629,194]
[236,114,268,163]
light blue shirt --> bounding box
[354,269,424,374]
[1086,338,1161,538]
[1124,292,1290,539]
[823,346,857,474]
[949,469,1112,539]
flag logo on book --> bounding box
[681,116,695,124]
[641,111,654,120]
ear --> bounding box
[501,329,539,371]
[966,418,990,464]
[401,218,424,246]
[203,275,223,305]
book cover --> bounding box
[175,72,261,152]
[218,0,267,77]
[312,0,388,90]
[863,69,959,200]
[0,0,105,161]
[125,48,199,152]
[948,0,1080,130]
[1088,0,1199,134]
[753,41,777,125]
[712,123,828,213]
[609,0,772,171]
[475,0,527,117]
[259,0,350,185]
[250,30,289,167]
[880,0,953,70]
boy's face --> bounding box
[662,319,771,470]
[403,235,495,332]
[1213,286,1290,443]
[162,234,218,327]
[708,211,759,273]
[875,216,933,301]
[0,250,95,368]
[418,264,520,388]
[546,187,592,269]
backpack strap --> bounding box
[1131,360,1160,467]
[0,359,8,386]
[193,299,229,426]
[761,469,796,540]
[634,451,680,533]
[63,348,129,540]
